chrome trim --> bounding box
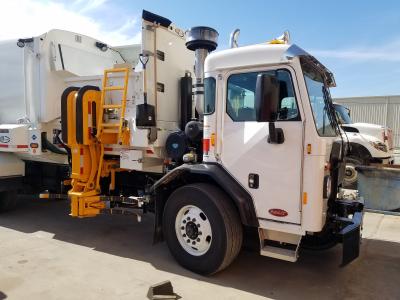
[229,29,240,48]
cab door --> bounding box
[220,67,304,224]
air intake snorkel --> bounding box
[185,26,218,116]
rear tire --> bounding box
[0,191,18,212]
[163,183,243,275]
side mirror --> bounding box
[255,74,280,122]
[255,73,284,144]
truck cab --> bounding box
[334,103,394,189]
[154,32,363,274]
[203,43,338,229]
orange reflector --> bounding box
[303,192,308,205]
[210,133,216,147]
[307,144,312,154]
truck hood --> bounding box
[351,122,385,131]
[341,122,393,151]
[349,123,385,141]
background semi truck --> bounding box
[334,103,394,189]
[0,10,363,275]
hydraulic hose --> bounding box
[42,136,67,155]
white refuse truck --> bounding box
[0,10,363,275]
[334,103,394,189]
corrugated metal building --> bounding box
[334,96,400,149]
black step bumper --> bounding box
[334,201,364,266]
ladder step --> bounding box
[103,104,122,109]
[102,129,119,134]
[105,68,130,74]
[101,123,120,127]
[260,244,298,262]
[104,86,125,91]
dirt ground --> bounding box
[0,197,399,300]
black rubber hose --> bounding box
[42,137,67,155]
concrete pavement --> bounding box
[0,198,399,300]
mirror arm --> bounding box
[267,122,285,144]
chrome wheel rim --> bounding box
[175,205,212,256]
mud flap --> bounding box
[338,211,363,266]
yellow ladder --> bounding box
[96,67,130,143]
[95,67,130,192]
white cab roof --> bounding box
[205,43,291,72]
[205,43,336,87]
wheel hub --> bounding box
[175,205,212,256]
[185,222,199,239]
[345,164,357,183]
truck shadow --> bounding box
[1,197,400,299]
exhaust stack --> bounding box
[186,26,218,116]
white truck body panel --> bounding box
[64,21,194,171]
[0,124,29,152]
[0,21,193,169]
[219,66,303,224]
[0,30,122,125]
[0,41,26,123]
[0,152,24,177]
[204,45,334,232]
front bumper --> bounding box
[334,200,364,266]
[370,155,395,164]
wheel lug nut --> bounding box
[197,238,200,242]
[187,239,190,243]
[183,220,186,224]
[187,217,190,220]
[197,224,200,227]
[183,234,186,237]
[181,226,184,230]
[192,241,196,245]
[192,218,196,222]
[198,232,202,235]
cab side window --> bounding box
[226,69,299,122]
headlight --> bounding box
[369,141,387,152]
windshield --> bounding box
[334,104,352,124]
[302,61,337,137]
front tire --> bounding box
[163,183,243,275]
[0,191,18,212]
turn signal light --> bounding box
[307,144,312,154]
[303,192,308,205]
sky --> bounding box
[1,0,400,98]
